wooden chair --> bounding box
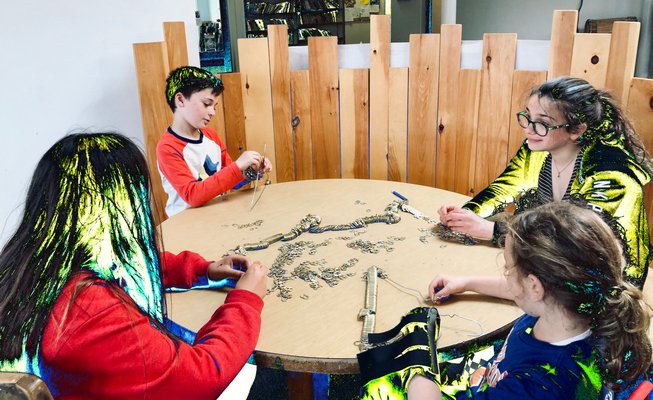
[0,373,53,400]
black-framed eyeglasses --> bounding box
[516,111,570,137]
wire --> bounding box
[439,313,485,337]
[578,0,584,13]
[378,273,485,337]
[380,274,427,306]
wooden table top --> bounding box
[162,179,522,373]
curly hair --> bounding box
[507,202,652,388]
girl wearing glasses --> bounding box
[438,76,653,288]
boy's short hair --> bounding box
[165,66,224,111]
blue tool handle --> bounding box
[392,191,408,201]
[232,179,249,190]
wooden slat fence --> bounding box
[134,10,653,222]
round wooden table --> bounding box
[162,179,522,375]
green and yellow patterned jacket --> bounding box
[463,139,651,288]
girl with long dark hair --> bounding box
[0,133,267,399]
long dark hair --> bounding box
[508,202,651,388]
[531,76,653,174]
[0,133,166,368]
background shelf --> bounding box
[244,0,345,45]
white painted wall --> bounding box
[456,0,651,77]
[197,0,221,22]
[0,1,199,247]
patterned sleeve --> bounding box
[463,142,544,219]
[575,169,650,288]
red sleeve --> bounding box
[160,251,210,289]
[156,131,244,208]
[41,280,263,400]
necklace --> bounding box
[552,155,575,178]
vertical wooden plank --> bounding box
[340,69,369,179]
[340,69,356,179]
[454,69,481,196]
[628,78,653,237]
[163,21,189,70]
[474,33,517,191]
[207,73,227,145]
[308,37,340,179]
[508,70,547,157]
[221,73,247,161]
[268,25,295,182]
[548,10,578,79]
[435,24,462,191]
[407,34,440,187]
[291,70,313,180]
[238,37,277,183]
[628,78,653,152]
[570,33,612,89]
[388,68,409,182]
[353,72,369,180]
[133,41,171,223]
[369,15,391,180]
[606,22,641,105]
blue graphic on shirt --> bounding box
[204,155,219,176]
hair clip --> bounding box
[607,285,623,299]
[551,86,563,99]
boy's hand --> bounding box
[235,150,263,171]
[207,254,251,281]
[261,157,272,173]
[235,261,268,298]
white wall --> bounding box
[0,1,199,247]
[197,0,221,22]
[456,0,651,77]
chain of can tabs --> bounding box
[227,200,477,301]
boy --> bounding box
[157,66,271,217]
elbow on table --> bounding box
[184,195,210,208]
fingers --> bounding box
[437,206,447,221]
[236,261,269,298]
[442,209,474,229]
[241,150,273,172]
[428,276,452,304]
[438,205,461,224]
[249,152,262,169]
[428,277,445,300]
[208,261,244,281]
[223,268,245,280]
[432,287,451,304]
[225,254,252,269]
[251,261,268,275]
[263,158,272,172]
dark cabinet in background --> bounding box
[245,0,345,45]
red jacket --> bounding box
[40,251,263,399]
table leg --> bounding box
[286,372,329,400]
